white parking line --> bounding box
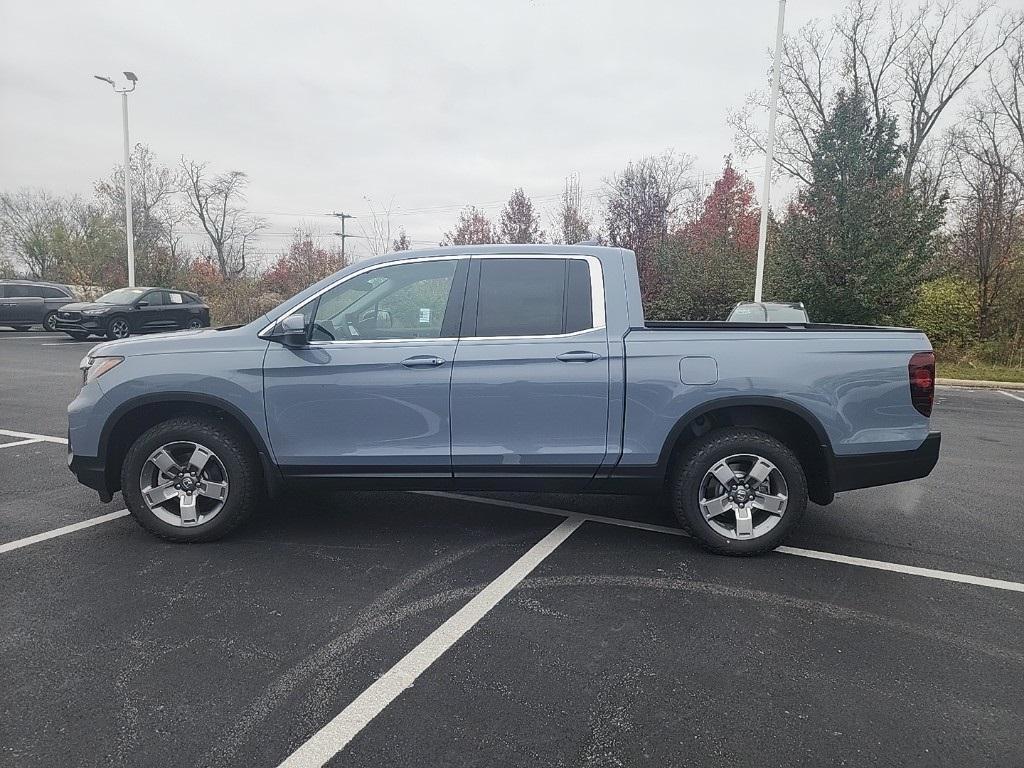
[999,389,1024,404]
[0,509,130,554]
[278,515,584,768]
[420,492,1024,594]
[0,438,44,449]
[0,335,45,340]
[0,428,67,445]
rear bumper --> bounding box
[831,432,941,493]
[68,450,113,502]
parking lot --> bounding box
[1,326,1022,768]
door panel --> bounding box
[264,340,458,473]
[163,291,189,328]
[263,256,467,477]
[133,291,168,332]
[450,331,609,485]
[450,256,610,489]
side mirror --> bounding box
[268,314,308,346]
[135,300,149,308]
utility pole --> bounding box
[94,71,139,287]
[330,212,356,263]
[753,0,786,303]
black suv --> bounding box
[0,280,76,331]
[55,287,211,340]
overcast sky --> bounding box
[4,0,876,259]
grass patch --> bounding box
[937,361,1024,383]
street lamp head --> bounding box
[93,75,115,86]
[123,71,138,82]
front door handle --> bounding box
[556,351,601,363]
[401,355,446,368]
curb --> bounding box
[937,377,1024,390]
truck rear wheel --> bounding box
[121,416,262,542]
[669,428,807,556]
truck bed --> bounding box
[642,320,923,333]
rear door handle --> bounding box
[556,351,601,363]
[401,355,446,368]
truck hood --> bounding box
[86,318,270,359]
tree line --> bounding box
[2,0,1022,368]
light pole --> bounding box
[94,71,139,287]
[753,0,786,303]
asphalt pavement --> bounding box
[1,327,1021,768]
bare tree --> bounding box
[359,197,396,257]
[950,103,1024,338]
[731,0,1023,188]
[179,159,265,277]
[551,174,592,244]
[604,150,695,298]
[95,144,178,259]
[498,188,545,244]
[0,189,68,279]
[441,206,498,245]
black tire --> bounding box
[66,332,90,340]
[106,316,131,340]
[11,325,31,332]
[669,428,808,556]
[186,318,203,330]
[43,312,59,332]
[121,416,262,542]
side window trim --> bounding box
[460,254,604,341]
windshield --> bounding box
[96,288,147,305]
[765,305,809,322]
[728,303,809,323]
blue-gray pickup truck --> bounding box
[68,245,939,555]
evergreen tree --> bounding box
[773,90,945,324]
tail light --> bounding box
[909,351,935,417]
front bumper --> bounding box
[55,316,106,334]
[831,432,941,493]
[68,449,113,502]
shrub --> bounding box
[907,277,978,349]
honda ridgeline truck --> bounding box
[68,245,940,555]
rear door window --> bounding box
[39,286,67,299]
[472,258,595,337]
[475,259,565,337]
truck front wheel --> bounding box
[121,416,262,542]
[670,428,807,556]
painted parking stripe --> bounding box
[278,515,584,768]
[0,438,44,449]
[999,389,1024,404]
[0,428,67,445]
[420,492,1024,595]
[0,509,130,554]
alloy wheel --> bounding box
[139,441,229,527]
[110,318,130,338]
[698,453,789,540]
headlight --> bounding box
[81,309,107,315]
[80,355,124,385]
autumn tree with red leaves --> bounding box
[263,232,348,298]
[649,158,762,320]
